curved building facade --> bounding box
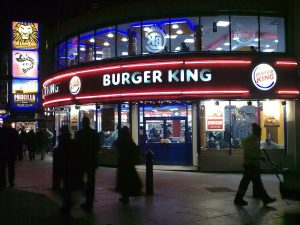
[43,0,300,171]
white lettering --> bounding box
[103,74,111,86]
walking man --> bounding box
[234,123,276,206]
[75,117,99,211]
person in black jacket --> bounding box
[0,118,21,190]
[75,117,99,211]
[115,126,142,203]
[56,125,76,214]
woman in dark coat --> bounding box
[115,126,142,203]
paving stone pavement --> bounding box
[0,153,299,225]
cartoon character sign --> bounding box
[12,22,39,49]
[12,50,38,78]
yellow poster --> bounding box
[12,22,39,49]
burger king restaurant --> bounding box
[42,53,298,171]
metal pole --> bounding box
[146,150,154,195]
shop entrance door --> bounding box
[141,117,192,165]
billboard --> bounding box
[12,50,38,78]
[12,79,38,107]
[12,22,39,49]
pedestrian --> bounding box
[234,123,276,206]
[26,129,37,160]
[115,126,142,203]
[56,125,76,214]
[75,117,99,211]
[0,118,22,190]
[36,128,48,160]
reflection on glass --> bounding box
[231,16,258,51]
[146,120,164,143]
[201,16,230,51]
[67,37,78,67]
[260,17,285,52]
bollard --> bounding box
[146,150,154,195]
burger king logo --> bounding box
[252,64,277,91]
[69,76,81,95]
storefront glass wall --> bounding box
[142,18,170,54]
[201,15,230,51]
[58,42,67,70]
[170,17,198,52]
[200,100,286,151]
[55,15,286,71]
[79,31,95,63]
[95,26,116,60]
[67,36,78,67]
[140,104,192,144]
[117,22,141,56]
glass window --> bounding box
[95,26,116,60]
[98,104,119,147]
[259,100,285,149]
[231,16,258,51]
[143,105,187,117]
[79,104,96,129]
[260,16,285,52]
[230,101,259,149]
[142,18,170,54]
[121,103,130,127]
[201,16,230,51]
[58,42,67,70]
[200,100,230,150]
[54,47,58,71]
[170,17,199,52]
[67,36,78,67]
[79,31,95,63]
[117,22,141,57]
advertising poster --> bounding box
[12,50,38,78]
[12,79,38,107]
[12,21,39,49]
[206,104,225,131]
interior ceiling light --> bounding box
[266,44,270,48]
[80,47,86,51]
[184,39,194,43]
[171,24,179,29]
[103,42,110,46]
[121,37,128,42]
[216,47,222,51]
[216,21,230,27]
[223,42,230,46]
[107,33,114,38]
[89,38,95,43]
[176,30,183,34]
[274,40,279,43]
[165,34,177,39]
[254,38,259,42]
[143,27,152,32]
[262,49,274,52]
[175,47,181,51]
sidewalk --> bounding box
[0,154,300,225]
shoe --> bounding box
[234,199,248,206]
[263,198,276,206]
[119,197,129,203]
[80,203,93,212]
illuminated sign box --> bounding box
[12,22,39,50]
[12,50,38,78]
[12,79,38,107]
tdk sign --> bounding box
[252,63,277,91]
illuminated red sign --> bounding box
[42,56,299,108]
